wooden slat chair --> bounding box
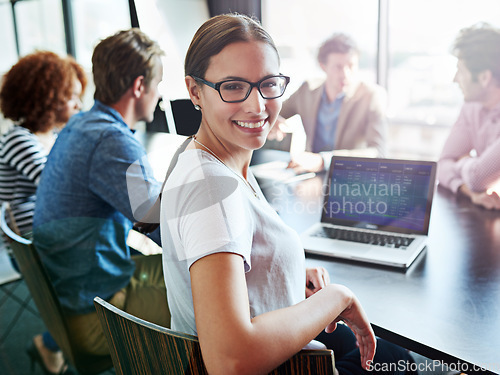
[0,202,22,282]
[0,202,113,374]
[94,296,335,375]
[4,201,21,236]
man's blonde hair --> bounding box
[92,28,164,105]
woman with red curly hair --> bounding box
[0,51,86,375]
[0,50,87,235]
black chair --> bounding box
[94,296,335,375]
[146,98,201,136]
[0,202,113,374]
[170,98,202,136]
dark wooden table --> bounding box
[142,135,500,374]
[262,172,500,374]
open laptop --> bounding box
[301,156,437,268]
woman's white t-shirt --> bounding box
[160,149,306,335]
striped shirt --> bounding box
[0,125,47,234]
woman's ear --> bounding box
[185,76,202,106]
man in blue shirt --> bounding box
[32,28,169,363]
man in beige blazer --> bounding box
[275,33,387,172]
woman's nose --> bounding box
[243,87,265,113]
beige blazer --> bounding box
[280,79,388,157]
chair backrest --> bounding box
[169,99,202,136]
[144,98,202,136]
[0,202,112,375]
[2,202,21,236]
[0,202,22,284]
[94,296,335,375]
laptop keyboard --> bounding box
[311,227,414,249]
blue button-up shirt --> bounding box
[33,101,160,315]
[312,89,345,153]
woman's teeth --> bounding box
[235,120,265,128]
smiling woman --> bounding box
[186,39,283,157]
[158,13,417,375]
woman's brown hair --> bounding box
[184,13,279,79]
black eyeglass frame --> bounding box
[191,74,291,103]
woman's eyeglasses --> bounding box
[191,75,290,103]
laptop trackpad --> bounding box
[304,237,373,254]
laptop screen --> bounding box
[322,156,437,235]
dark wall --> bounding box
[207,0,261,20]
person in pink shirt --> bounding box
[438,23,500,209]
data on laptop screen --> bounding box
[322,157,437,235]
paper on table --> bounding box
[250,161,296,182]
[250,161,316,186]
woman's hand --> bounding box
[287,152,325,174]
[267,115,288,141]
[305,267,330,297]
[325,287,377,370]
